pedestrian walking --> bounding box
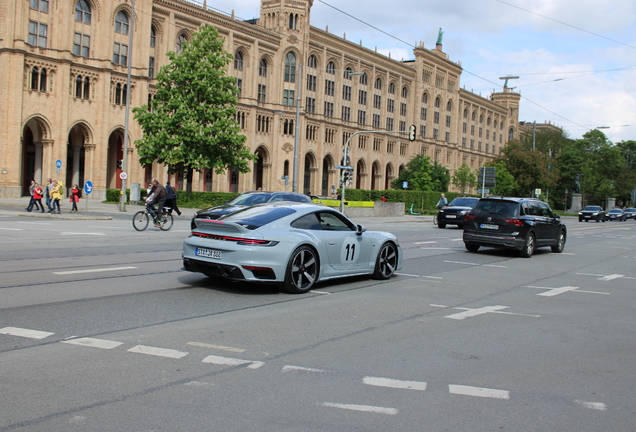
[165,181,182,216]
[436,193,448,209]
[44,178,53,211]
[31,183,44,213]
[48,180,62,214]
[25,180,41,212]
[69,184,80,213]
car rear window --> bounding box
[449,198,478,207]
[230,193,272,206]
[473,200,519,217]
[219,206,296,229]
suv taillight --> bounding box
[464,214,476,221]
[503,218,524,227]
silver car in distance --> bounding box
[182,202,402,294]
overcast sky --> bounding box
[198,0,636,143]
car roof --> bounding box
[479,196,542,204]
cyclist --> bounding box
[146,178,167,227]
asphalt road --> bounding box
[1,211,635,431]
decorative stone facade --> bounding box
[0,0,520,199]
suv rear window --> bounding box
[473,200,519,217]
[449,197,479,207]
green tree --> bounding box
[430,161,451,192]
[495,140,560,196]
[451,163,476,194]
[391,154,433,190]
[133,25,255,193]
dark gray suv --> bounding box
[463,197,566,258]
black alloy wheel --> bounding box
[520,233,535,258]
[372,242,398,280]
[551,230,566,253]
[283,246,318,294]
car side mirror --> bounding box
[356,224,367,235]
[554,214,560,219]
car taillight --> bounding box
[464,214,476,221]
[191,232,278,246]
[503,218,524,227]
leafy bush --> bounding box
[343,189,477,213]
[105,189,239,208]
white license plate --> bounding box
[480,223,499,230]
[446,215,457,219]
[196,247,222,259]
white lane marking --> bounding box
[420,247,452,250]
[483,264,508,268]
[451,238,463,241]
[184,381,215,387]
[0,327,54,339]
[524,285,610,297]
[186,341,246,353]
[88,226,121,229]
[319,402,398,415]
[61,337,123,349]
[282,365,327,373]
[445,306,540,320]
[599,274,625,281]
[414,241,437,244]
[575,400,607,410]
[444,260,480,266]
[128,345,188,359]
[363,376,427,391]
[395,273,421,277]
[0,228,22,231]
[18,221,53,225]
[576,272,636,281]
[202,355,264,369]
[312,290,331,295]
[430,304,449,308]
[423,276,443,279]
[60,232,107,236]
[449,384,510,400]
[561,252,576,255]
[53,266,138,275]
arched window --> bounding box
[115,83,121,104]
[493,120,498,129]
[472,111,476,121]
[122,84,128,105]
[326,61,335,75]
[115,11,129,35]
[422,92,428,104]
[150,27,156,47]
[508,127,514,141]
[401,86,408,98]
[176,34,187,53]
[234,51,243,70]
[435,97,441,108]
[288,13,297,30]
[344,67,352,80]
[375,78,382,90]
[39,68,47,92]
[479,115,484,123]
[446,101,452,111]
[388,82,395,94]
[75,1,91,24]
[75,75,83,98]
[31,67,39,90]
[259,58,267,77]
[463,109,468,118]
[487,117,491,126]
[83,76,90,99]
[284,52,296,82]
[307,54,317,68]
[359,73,368,85]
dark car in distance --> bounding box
[191,191,313,229]
[463,197,566,258]
[622,208,636,219]
[436,197,479,228]
[578,206,606,222]
[606,208,627,221]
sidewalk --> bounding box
[0,197,432,224]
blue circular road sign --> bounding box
[84,181,93,194]
[55,159,62,169]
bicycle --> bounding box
[132,204,174,231]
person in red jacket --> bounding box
[30,183,45,213]
[70,184,80,213]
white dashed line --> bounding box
[319,402,398,415]
[60,232,107,236]
[202,355,264,369]
[282,365,327,373]
[186,341,246,353]
[61,337,124,349]
[449,384,510,399]
[0,327,54,339]
[0,228,22,231]
[53,266,138,275]
[128,345,188,359]
[524,285,610,297]
[575,400,607,410]
[363,376,427,391]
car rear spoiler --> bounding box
[194,219,253,235]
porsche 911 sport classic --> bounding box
[182,202,403,293]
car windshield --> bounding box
[473,200,519,217]
[583,206,601,211]
[219,206,296,229]
[229,193,272,206]
[449,198,478,207]
[626,208,636,212]
[609,209,622,214]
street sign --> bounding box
[84,181,93,194]
[119,172,128,180]
[340,156,351,166]
[478,167,496,188]
[402,181,408,189]
[55,159,62,169]
[335,165,354,170]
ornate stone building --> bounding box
[0,0,520,200]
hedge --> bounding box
[106,189,239,209]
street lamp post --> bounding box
[120,0,135,212]
[292,64,302,193]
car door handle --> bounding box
[328,241,336,245]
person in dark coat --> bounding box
[165,181,182,216]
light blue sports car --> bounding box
[182,202,402,293]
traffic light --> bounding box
[343,171,352,186]
[117,159,123,170]
[408,124,416,141]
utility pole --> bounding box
[120,0,135,212]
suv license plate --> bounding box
[196,247,222,259]
[480,223,498,230]
[446,215,456,218]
